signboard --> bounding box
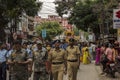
[113,9,120,29]
[88,33,95,42]
[88,34,93,42]
[42,29,46,38]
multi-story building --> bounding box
[34,15,72,29]
[5,13,35,43]
[34,15,73,41]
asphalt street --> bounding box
[7,61,120,80]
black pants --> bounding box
[93,52,96,60]
[50,72,53,80]
[101,58,109,72]
[0,62,6,80]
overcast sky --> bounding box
[38,0,58,18]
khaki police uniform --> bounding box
[48,48,66,80]
[66,46,80,80]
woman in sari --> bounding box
[95,45,101,65]
[82,43,91,64]
[80,43,84,62]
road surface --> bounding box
[7,61,120,80]
[64,62,99,80]
[64,61,120,80]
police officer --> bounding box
[60,39,68,50]
[0,42,7,80]
[22,41,33,58]
[7,40,32,80]
[48,40,67,80]
[33,41,48,80]
[22,41,33,79]
[66,38,80,80]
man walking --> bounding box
[48,40,67,80]
[0,43,7,80]
[7,40,32,80]
[66,38,80,80]
[33,41,49,80]
[91,42,96,60]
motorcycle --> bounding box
[115,57,120,73]
[105,62,116,78]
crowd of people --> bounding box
[80,41,120,77]
[0,38,120,80]
[0,38,80,80]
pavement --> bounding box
[73,61,99,80]
[63,61,99,80]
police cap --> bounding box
[55,40,61,44]
[69,38,75,42]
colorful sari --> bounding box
[82,47,90,64]
[95,48,101,65]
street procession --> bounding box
[1,0,120,80]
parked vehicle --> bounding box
[105,62,116,78]
[115,57,120,73]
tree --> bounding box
[35,22,63,40]
[0,0,42,27]
[0,0,42,42]
[55,0,119,36]
[69,0,99,32]
[55,0,76,17]
[92,0,118,34]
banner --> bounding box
[42,29,46,38]
[113,9,120,29]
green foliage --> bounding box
[55,0,76,17]
[0,0,42,28]
[73,27,79,36]
[7,0,42,17]
[92,0,118,34]
[69,0,99,33]
[35,22,63,40]
[0,0,42,42]
[56,0,118,35]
